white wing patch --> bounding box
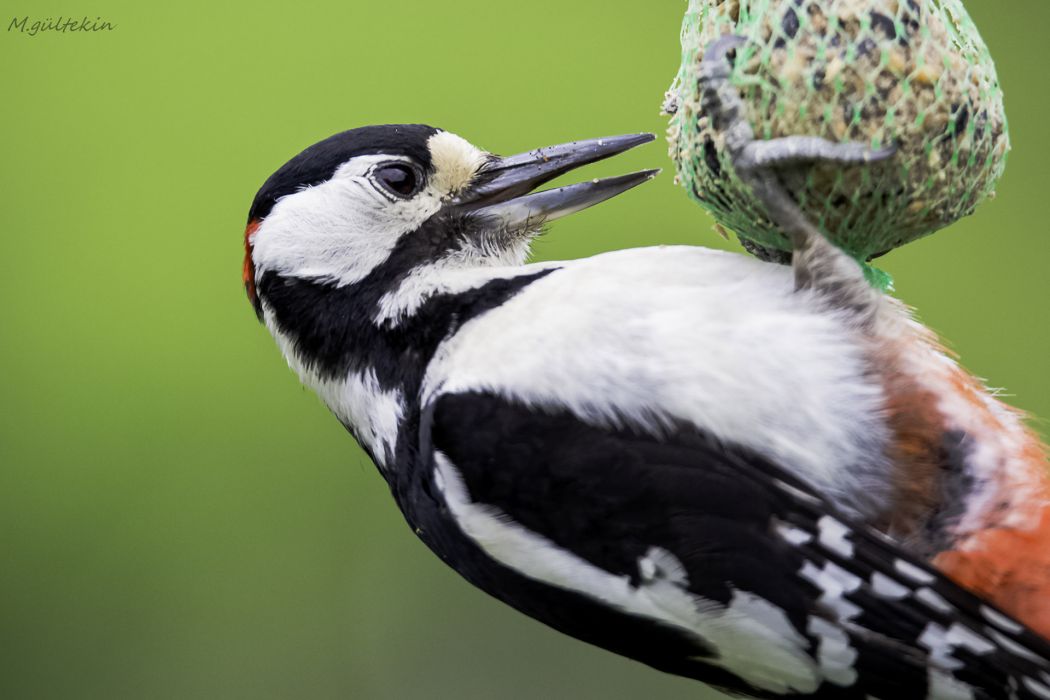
[773,519,814,546]
[894,559,936,585]
[808,616,859,686]
[915,587,954,615]
[433,451,822,694]
[799,560,862,621]
[920,624,981,700]
[945,624,997,657]
[1023,678,1050,700]
[986,629,1050,667]
[870,572,911,600]
[927,670,976,700]
[638,546,689,586]
[776,516,1050,699]
[982,605,1027,635]
[817,516,854,558]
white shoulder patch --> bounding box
[422,247,893,521]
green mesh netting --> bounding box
[666,0,1009,276]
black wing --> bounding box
[425,391,1050,700]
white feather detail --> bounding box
[807,616,859,686]
[918,622,1003,700]
[986,629,1050,667]
[894,559,936,584]
[980,605,1026,635]
[374,254,558,326]
[927,670,976,700]
[1023,678,1050,700]
[638,546,689,585]
[799,560,862,621]
[251,155,443,288]
[423,246,892,520]
[817,516,855,558]
[869,572,911,600]
[427,131,488,196]
[915,587,954,615]
[434,451,821,694]
[267,313,404,468]
[774,520,814,546]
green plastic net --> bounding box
[666,0,1009,279]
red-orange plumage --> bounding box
[875,301,1050,639]
[243,219,261,311]
[937,500,1050,639]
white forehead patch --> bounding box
[428,131,488,196]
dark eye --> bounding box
[375,163,420,197]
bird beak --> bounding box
[452,133,658,231]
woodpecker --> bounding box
[242,47,1050,699]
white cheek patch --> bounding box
[427,131,488,196]
[251,155,442,288]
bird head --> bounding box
[243,124,656,321]
[243,125,655,465]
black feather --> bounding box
[248,124,440,222]
[414,391,1050,699]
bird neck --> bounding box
[258,264,556,470]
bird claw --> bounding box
[699,34,748,81]
[698,35,888,322]
[736,138,898,174]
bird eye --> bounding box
[375,163,420,198]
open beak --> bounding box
[452,133,658,231]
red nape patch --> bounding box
[243,219,262,317]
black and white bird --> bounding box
[242,46,1050,699]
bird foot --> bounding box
[735,137,896,174]
[698,35,894,324]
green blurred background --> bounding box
[2,1,1047,698]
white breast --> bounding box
[423,246,892,518]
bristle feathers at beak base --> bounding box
[448,133,656,235]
